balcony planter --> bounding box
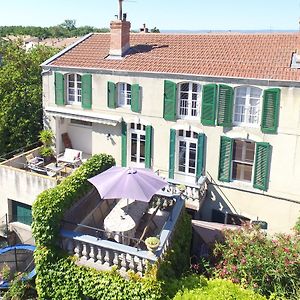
[145,237,160,252]
[39,129,55,163]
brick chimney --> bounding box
[109,13,131,58]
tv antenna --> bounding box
[118,0,136,20]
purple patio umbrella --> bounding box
[88,166,167,202]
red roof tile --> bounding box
[47,33,300,81]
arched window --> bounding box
[233,86,262,126]
[66,74,82,104]
[178,82,201,119]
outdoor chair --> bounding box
[57,148,82,167]
[26,153,44,170]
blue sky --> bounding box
[0,0,299,31]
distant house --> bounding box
[1,15,300,239]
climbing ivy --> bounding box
[32,154,163,299]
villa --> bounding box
[0,12,300,246]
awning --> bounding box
[45,106,122,126]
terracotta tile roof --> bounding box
[47,33,300,81]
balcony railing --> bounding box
[60,195,185,276]
[163,176,207,211]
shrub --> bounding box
[294,214,300,234]
[157,209,192,281]
[212,224,300,299]
[173,278,267,300]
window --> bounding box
[118,83,131,107]
[67,74,82,104]
[130,123,146,166]
[233,86,262,126]
[177,130,198,175]
[10,200,32,225]
[218,136,271,191]
[178,82,201,119]
[232,140,255,182]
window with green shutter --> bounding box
[201,84,217,125]
[196,133,205,179]
[218,136,233,182]
[121,121,127,167]
[107,81,116,108]
[81,74,92,109]
[131,84,140,112]
[253,142,271,191]
[218,137,271,190]
[217,84,234,127]
[145,125,152,168]
[169,129,176,179]
[261,88,280,134]
[55,72,65,105]
[163,80,177,121]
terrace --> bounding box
[59,187,185,276]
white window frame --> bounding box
[231,139,255,183]
[233,86,262,127]
[176,130,198,176]
[129,123,146,167]
[66,73,82,105]
[177,82,201,119]
[118,82,131,107]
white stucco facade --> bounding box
[41,69,300,234]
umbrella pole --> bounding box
[126,198,129,215]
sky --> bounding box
[0,0,300,31]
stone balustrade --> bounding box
[164,176,207,211]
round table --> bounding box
[104,198,148,245]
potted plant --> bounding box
[39,129,54,162]
[145,236,160,252]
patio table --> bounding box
[104,198,148,245]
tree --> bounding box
[0,42,58,157]
[60,19,76,31]
[150,27,160,33]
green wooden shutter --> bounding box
[201,84,217,125]
[261,88,280,134]
[253,142,271,191]
[145,125,152,168]
[217,84,234,127]
[121,121,127,167]
[107,81,116,108]
[218,136,233,182]
[169,129,176,179]
[55,72,65,105]
[81,74,92,109]
[131,84,140,113]
[196,133,205,180]
[163,80,177,121]
[12,201,32,225]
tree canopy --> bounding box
[0,20,109,39]
[0,41,58,157]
